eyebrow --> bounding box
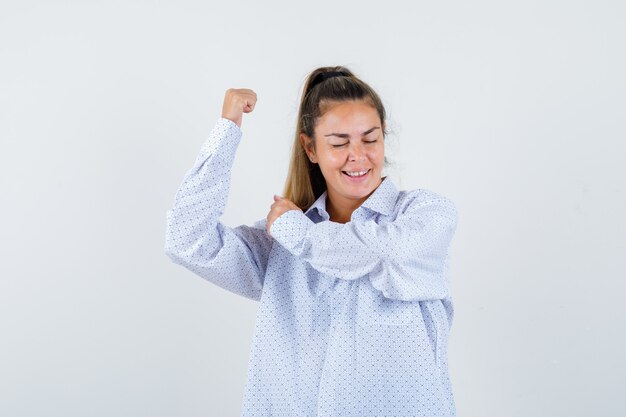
[323,126,380,138]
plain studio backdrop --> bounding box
[1,1,624,416]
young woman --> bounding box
[165,66,459,417]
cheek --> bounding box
[368,147,385,166]
[318,151,345,170]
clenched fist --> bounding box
[221,88,257,128]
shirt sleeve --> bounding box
[164,117,272,301]
[269,195,458,302]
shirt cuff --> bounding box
[218,117,241,131]
[199,117,243,156]
[269,209,313,255]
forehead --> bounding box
[317,100,380,131]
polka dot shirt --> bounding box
[165,118,460,417]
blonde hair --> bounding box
[282,66,388,211]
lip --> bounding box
[342,169,371,183]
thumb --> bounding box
[273,194,283,201]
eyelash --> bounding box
[332,140,377,148]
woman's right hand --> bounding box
[221,88,257,128]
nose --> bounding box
[348,142,366,162]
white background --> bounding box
[1,1,624,416]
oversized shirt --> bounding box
[164,117,460,417]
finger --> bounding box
[243,99,255,113]
[244,97,256,112]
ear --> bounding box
[300,133,318,163]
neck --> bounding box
[326,197,360,224]
[325,178,383,223]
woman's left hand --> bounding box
[267,195,302,235]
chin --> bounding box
[330,171,381,200]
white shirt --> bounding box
[165,117,459,417]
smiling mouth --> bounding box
[342,169,371,178]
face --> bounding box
[301,100,385,209]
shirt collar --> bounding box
[359,176,399,216]
[304,176,399,221]
[304,191,330,221]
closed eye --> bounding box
[331,143,348,148]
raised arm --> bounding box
[269,192,458,301]
[164,89,272,301]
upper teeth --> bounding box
[345,170,368,177]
